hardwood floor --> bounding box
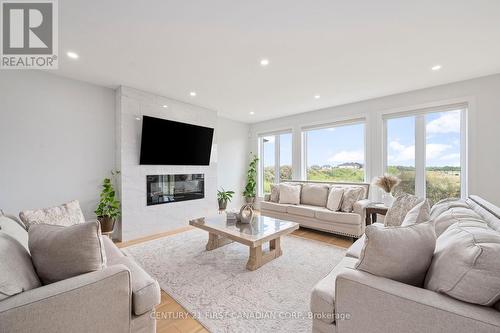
[117,225,353,333]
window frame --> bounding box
[383,104,468,199]
[301,118,367,183]
[257,129,293,196]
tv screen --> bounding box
[139,116,214,165]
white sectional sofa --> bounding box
[260,181,371,238]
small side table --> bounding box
[365,204,389,226]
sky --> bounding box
[262,110,461,168]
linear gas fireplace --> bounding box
[146,174,205,206]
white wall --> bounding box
[216,117,250,209]
[116,87,220,241]
[250,74,500,206]
[0,71,115,217]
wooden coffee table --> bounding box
[190,215,299,271]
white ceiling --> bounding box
[56,0,500,123]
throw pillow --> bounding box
[278,184,301,205]
[340,187,364,213]
[356,221,436,286]
[28,221,107,284]
[326,187,344,211]
[19,200,85,229]
[269,184,280,203]
[424,220,500,306]
[300,184,330,207]
[0,232,41,301]
[384,194,423,227]
[401,199,431,226]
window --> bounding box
[303,122,365,182]
[385,107,465,204]
[259,132,293,195]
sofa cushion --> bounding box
[287,205,318,218]
[28,221,107,284]
[340,187,364,213]
[433,207,484,237]
[260,201,289,213]
[355,221,436,286]
[0,232,41,301]
[315,210,361,226]
[278,183,301,205]
[310,257,357,324]
[384,194,423,227]
[424,220,500,306]
[326,187,344,211]
[109,255,161,315]
[430,198,469,219]
[301,184,329,207]
[269,184,280,202]
[19,200,85,229]
[0,214,28,251]
[401,199,431,226]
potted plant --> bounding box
[217,188,235,210]
[95,170,121,234]
[243,153,259,204]
[373,174,401,207]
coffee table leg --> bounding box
[246,237,283,271]
[206,232,233,251]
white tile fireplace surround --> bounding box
[116,87,218,241]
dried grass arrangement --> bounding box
[373,174,401,194]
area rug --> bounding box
[123,229,346,333]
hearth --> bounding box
[146,174,204,206]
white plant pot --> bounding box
[381,192,395,207]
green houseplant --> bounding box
[243,153,259,204]
[95,170,121,233]
[217,188,235,210]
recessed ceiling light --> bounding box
[66,51,79,59]
[260,59,269,66]
[249,111,255,115]
[135,116,141,120]
[431,65,442,71]
[314,95,321,99]
[190,91,197,97]
[162,105,168,108]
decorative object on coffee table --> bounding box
[243,153,259,206]
[95,170,121,236]
[365,203,389,225]
[239,204,254,223]
[217,188,235,211]
[373,174,400,207]
[189,215,299,270]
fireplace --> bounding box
[146,174,205,206]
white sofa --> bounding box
[260,181,371,238]
[310,195,500,333]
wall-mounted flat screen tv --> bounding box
[139,116,214,165]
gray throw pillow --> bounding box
[384,194,423,227]
[340,187,364,213]
[401,199,431,226]
[28,221,107,284]
[0,232,41,300]
[355,221,436,286]
[269,184,280,203]
[424,220,500,306]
